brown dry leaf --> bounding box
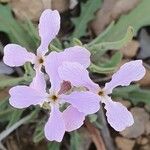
[141,144,150,150]
[10,0,52,21]
[138,67,150,86]
[115,137,135,150]
[91,0,140,35]
[145,121,150,135]
[85,119,106,150]
[137,137,149,145]
[51,0,69,12]
[119,100,131,108]
[0,88,9,100]
[69,0,78,9]
[120,107,149,138]
[120,40,139,58]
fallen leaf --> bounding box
[51,0,69,12]
[120,107,149,138]
[10,0,52,21]
[119,99,131,108]
[69,0,78,9]
[140,144,150,150]
[137,29,150,59]
[115,137,135,150]
[120,40,139,58]
[0,88,9,100]
[137,137,149,145]
[138,66,150,86]
[145,121,150,135]
[91,0,140,35]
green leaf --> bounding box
[0,76,25,89]
[33,118,45,143]
[89,51,122,74]
[100,0,150,42]
[70,131,81,150]
[47,142,60,150]
[88,26,134,54]
[72,0,102,38]
[112,85,150,105]
[0,4,37,50]
[6,110,23,128]
[0,109,38,141]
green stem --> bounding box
[0,110,37,141]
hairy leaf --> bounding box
[72,0,102,38]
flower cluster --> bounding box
[3,9,146,142]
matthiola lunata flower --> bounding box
[9,59,100,142]
[7,26,100,141]
[3,9,60,72]
[3,7,146,143]
[58,60,146,131]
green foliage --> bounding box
[112,85,150,105]
[71,0,102,38]
[47,142,60,150]
[100,0,150,42]
[33,119,45,143]
[88,26,134,54]
[89,51,122,74]
[0,4,38,50]
[70,131,81,150]
[6,109,23,128]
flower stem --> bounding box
[97,107,116,150]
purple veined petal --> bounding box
[45,46,91,91]
[3,44,35,67]
[63,46,91,68]
[44,106,65,142]
[58,62,99,92]
[30,71,46,93]
[9,86,46,109]
[61,91,100,115]
[62,106,85,132]
[37,9,60,55]
[104,60,146,94]
[104,97,134,131]
[45,51,62,92]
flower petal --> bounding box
[37,9,60,55]
[3,44,35,67]
[44,106,65,142]
[63,46,91,68]
[45,51,62,92]
[104,97,134,131]
[30,71,46,93]
[9,86,45,108]
[61,91,100,115]
[105,60,146,94]
[45,46,91,91]
[58,62,99,92]
[62,106,85,132]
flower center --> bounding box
[51,95,58,102]
[38,57,44,64]
[98,90,105,96]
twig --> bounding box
[85,119,106,150]
[97,107,116,150]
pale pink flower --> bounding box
[3,9,60,72]
[58,60,146,131]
